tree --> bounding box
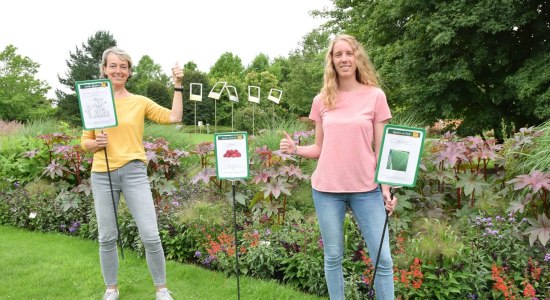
[0,45,53,122]
[142,81,172,109]
[127,55,170,95]
[55,31,116,126]
[268,56,292,83]
[246,53,270,73]
[281,30,328,116]
[208,52,244,78]
[184,61,198,72]
[126,55,172,109]
[316,0,550,140]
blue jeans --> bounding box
[312,187,394,300]
[91,160,167,287]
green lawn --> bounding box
[144,123,237,147]
[0,226,325,300]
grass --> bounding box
[145,123,239,148]
[0,226,325,300]
[514,120,550,174]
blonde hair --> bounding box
[319,34,380,109]
[99,46,133,78]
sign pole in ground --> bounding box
[368,124,426,298]
[226,85,239,132]
[247,86,260,136]
[103,144,124,259]
[189,83,203,134]
[230,180,240,299]
[208,82,226,134]
[214,132,249,300]
[267,88,283,130]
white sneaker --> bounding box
[102,289,119,300]
[156,288,174,300]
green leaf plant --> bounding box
[507,170,550,246]
[423,131,503,210]
[190,131,311,225]
[143,137,189,207]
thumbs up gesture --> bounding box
[279,131,296,155]
[172,62,184,85]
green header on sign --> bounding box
[217,134,245,140]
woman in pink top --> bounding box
[280,34,397,299]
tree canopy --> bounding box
[55,31,117,126]
[315,0,550,139]
[7,2,548,139]
[281,30,328,116]
[0,45,53,122]
[127,55,171,94]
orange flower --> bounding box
[394,258,423,289]
[208,241,221,256]
[523,282,536,297]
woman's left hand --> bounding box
[172,62,184,85]
[382,188,398,216]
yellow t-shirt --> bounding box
[81,94,171,172]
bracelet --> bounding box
[293,146,298,155]
[174,87,184,92]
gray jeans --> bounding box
[91,160,166,287]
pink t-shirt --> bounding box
[309,86,391,192]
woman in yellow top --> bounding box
[81,46,183,300]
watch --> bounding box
[174,87,184,92]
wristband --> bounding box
[174,87,184,92]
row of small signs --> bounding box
[190,82,282,104]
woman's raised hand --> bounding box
[172,62,184,85]
[279,131,296,155]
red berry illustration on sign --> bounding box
[223,149,241,158]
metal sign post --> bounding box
[189,83,203,133]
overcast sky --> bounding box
[1,0,332,97]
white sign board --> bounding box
[190,83,203,101]
[375,124,426,187]
[267,88,283,104]
[248,86,260,104]
[208,82,227,100]
[214,132,249,179]
[226,85,239,102]
[75,79,118,130]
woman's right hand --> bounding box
[95,132,108,149]
[279,131,296,155]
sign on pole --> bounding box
[248,86,260,135]
[267,88,283,128]
[226,86,239,132]
[190,83,203,133]
[208,82,227,133]
[375,124,426,187]
[75,79,123,258]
